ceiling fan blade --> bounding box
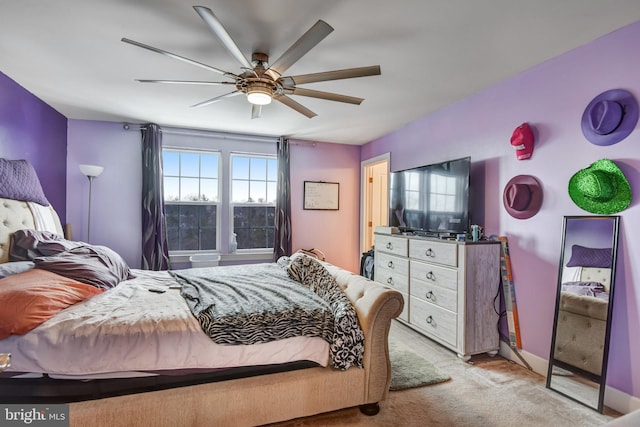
[281,65,381,86]
[190,90,243,108]
[251,104,262,119]
[265,20,333,80]
[136,79,236,86]
[122,38,236,77]
[193,6,253,70]
[286,87,363,105]
[274,95,317,118]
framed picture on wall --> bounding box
[303,181,339,210]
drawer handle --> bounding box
[387,260,394,268]
[425,271,436,281]
[425,291,434,300]
[386,242,393,250]
[425,248,435,258]
[425,315,435,326]
[387,277,394,286]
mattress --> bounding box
[0,269,329,377]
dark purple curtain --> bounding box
[273,137,292,261]
[141,123,170,270]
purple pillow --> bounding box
[0,159,49,206]
[34,245,135,289]
[9,229,81,261]
[566,245,612,268]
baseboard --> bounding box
[498,341,640,415]
[498,340,547,376]
[605,386,640,415]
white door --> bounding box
[361,154,389,252]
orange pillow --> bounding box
[0,269,103,339]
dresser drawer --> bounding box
[409,239,458,267]
[375,251,409,276]
[410,297,457,347]
[411,277,457,312]
[375,234,408,257]
[410,260,458,292]
[374,266,409,294]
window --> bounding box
[163,150,220,251]
[403,171,421,210]
[429,173,459,213]
[162,146,277,255]
[231,154,277,250]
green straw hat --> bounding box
[568,159,631,214]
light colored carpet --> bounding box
[267,321,620,427]
[389,339,450,390]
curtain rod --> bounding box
[123,123,316,146]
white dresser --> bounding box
[374,232,500,360]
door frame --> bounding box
[360,152,390,253]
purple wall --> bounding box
[66,122,362,272]
[0,72,67,221]
[362,21,640,400]
[66,120,142,267]
[4,16,640,404]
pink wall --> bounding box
[362,21,640,400]
[290,142,361,272]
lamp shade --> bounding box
[79,164,104,178]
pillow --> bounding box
[0,159,49,206]
[276,256,292,269]
[566,245,612,268]
[286,253,315,285]
[0,261,35,278]
[0,269,103,339]
[10,229,81,261]
[34,245,134,289]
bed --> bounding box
[0,163,403,426]
[554,255,611,378]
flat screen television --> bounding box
[388,156,470,236]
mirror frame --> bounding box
[546,215,620,413]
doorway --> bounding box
[361,153,390,253]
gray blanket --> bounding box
[173,263,335,346]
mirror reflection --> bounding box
[547,216,619,413]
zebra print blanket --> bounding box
[173,263,334,349]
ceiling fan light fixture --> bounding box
[122,7,381,119]
[247,82,273,105]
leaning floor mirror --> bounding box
[546,215,620,413]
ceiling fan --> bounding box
[121,6,381,119]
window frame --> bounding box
[229,152,278,253]
[162,148,222,254]
[160,131,279,266]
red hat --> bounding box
[510,123,534,160]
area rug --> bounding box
[389,341,450,391]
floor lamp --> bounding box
[79,164,104,243]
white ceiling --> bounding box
[2,1,640,145]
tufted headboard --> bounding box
[0,197,63,263]
[580,267,611,293]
